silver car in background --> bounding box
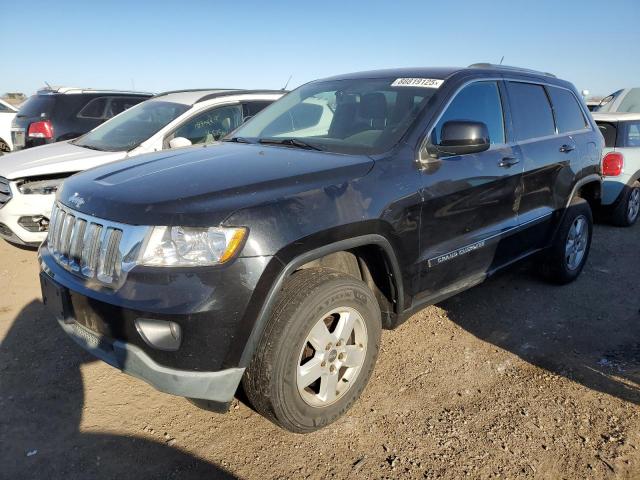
[593,112,640,226]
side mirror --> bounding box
[437,120,490,156]
[169,137,192,149]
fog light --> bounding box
[134,318,182,351]
[18,215,49,232]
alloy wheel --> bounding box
[296,307,367,407]
[565,215,588,270]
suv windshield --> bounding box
[230,78,437,154]
[74,100,190,151]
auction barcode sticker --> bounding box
[391,78,444,88]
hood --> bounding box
[58,143,374,226]
[0,141,125,180]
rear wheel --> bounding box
[539,196,593,284]
[243,268,381,433]
[611,181,640,227]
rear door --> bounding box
[504,81,577,252]
[416,80,522,300]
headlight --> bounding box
[18,178,63,195]
[140,226,248,267]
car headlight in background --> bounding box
[18,178,64,195]
[140,226,248,266]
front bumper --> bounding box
[39,239,277,403]
[0,180,53,245]
[57,316,244,403]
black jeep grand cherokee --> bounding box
[39,65,602,433]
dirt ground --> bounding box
[0,222,638,480]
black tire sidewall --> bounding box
[547,198,593,283]
[619,184,640,226]
[269,275,381,432]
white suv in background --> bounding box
[0,98,18,154]
[0,89,283,246]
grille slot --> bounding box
[0,177,12,208]
[47,203,126,286]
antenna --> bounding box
[499,56,505,65]
[44,81,52,90]
[282,75,292,91]
[130,78,136,90]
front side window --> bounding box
[168,104,243,146]
[547,87,587,133]
[73,100,190,151]
[507,82,556,141]
[432,81,505,146]
[229,78,436,155]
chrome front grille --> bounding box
[0,177,12,208]
[47,202,148,287]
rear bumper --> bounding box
[57,317,244,403]
[601,177,631,206]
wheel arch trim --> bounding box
[566,173,602,208]
[238,234,403,367]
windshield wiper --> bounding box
[258,138,323,151]
[77,144,104,151]
[222,136,253,144]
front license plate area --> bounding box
[40,273,72,321]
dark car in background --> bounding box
[11,87,152,150]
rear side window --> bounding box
[17,95,55,117]
[106,97,147,118]
[624,122,640,147]
[507,82,555,141]
[78,98,108,118]
[433,81,505,145]
[596,122,618,148]
[547,87,587,133]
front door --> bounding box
[416,80,522,301]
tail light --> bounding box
[602,152,624,176]
[27,120,54,139]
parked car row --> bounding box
[1,63,637,433]
[0,89,282,245]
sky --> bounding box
[1,0,639,98]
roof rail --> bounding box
[468,63,557,78]
[37,86,154,95]
[154,88,243,97]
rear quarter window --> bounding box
[17,95,55,117]
[547,86,588,133]
[507,82,555,141]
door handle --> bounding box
[499,157,520,168]
[559,144,576,153]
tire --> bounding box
[611,181,640,227]
[243,267,381,433]
[539,196,593,284]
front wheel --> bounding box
[243,268,381,433]
[611,181,640,227]
[539,196,593,284]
